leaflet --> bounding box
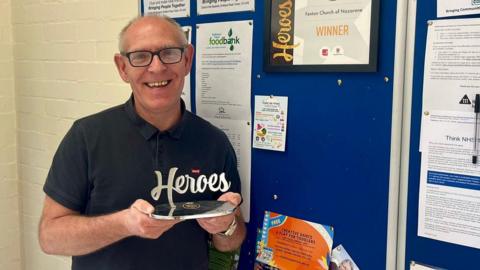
[418,110,480,249]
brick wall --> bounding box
[0,0,21,269]
[10,0,137,269]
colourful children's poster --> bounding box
[253,95,288,152]
[256,211,334,270]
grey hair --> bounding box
[118,15,187,53]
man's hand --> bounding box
[196,192,241,234]
[123,199,181,239]
[39,196,181,256]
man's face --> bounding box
[114,17,193,119]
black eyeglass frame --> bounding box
[121,46,187,67]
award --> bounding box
[151,200,236,220]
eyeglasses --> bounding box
[122,47,186,67]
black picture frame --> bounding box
[264,0,380,72]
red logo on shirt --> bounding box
[192,169,200,174]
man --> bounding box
[38,15,246,270]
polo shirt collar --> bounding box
[123,95,188,141]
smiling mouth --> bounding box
[146,81,170,88]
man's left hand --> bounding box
[196,192,241,234]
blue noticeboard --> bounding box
[141,1,398,269]
[404,1,480,270]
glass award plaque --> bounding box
[151,200,236,220]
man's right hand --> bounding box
[39,196,181,256]
[123,199,181,239]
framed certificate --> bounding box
[264,0,380,72]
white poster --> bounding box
[418,110,480,249]
[206,118,251,221]
[437,0,480,18]
[253,95,288,152]
[420,18,480,150]
[195,20,253,120]
[195,20,253,221]
[422,18,480,112]
[182,26,192,111]
[410,261,445,270]
[143,0,190,18]
[197,0,254,15]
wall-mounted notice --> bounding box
[253,95,288,152]
[195,20,252,121]
[422,18,480,113]
[420,18,480,151]
[331,245,360,270]
[197,0,254,15]
[418,110,480,249]
[255,211,334,270]
[437,0,480,18]
[410,261,446,270]
[143,0,190,18]
[207,118,251,222]
[195,20,253,221]
[182,26,192,111]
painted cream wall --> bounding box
[0,0,21,269]
[10,0,137,269]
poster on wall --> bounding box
[197,0,254,15]
[206,118,252,223]
[255,211,334,270]
[195,20,253,221]
[419,18,480,151]
[410,261,446,270]
[437,0,480,18]
[264,0,379,72]
[195,20,253,120]
[330,245,360,270]
[253,95,288,152]
[182,26,192,111]
[143,0,190,18]
[418,110,480,250]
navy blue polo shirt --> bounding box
[44,96,241,270]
